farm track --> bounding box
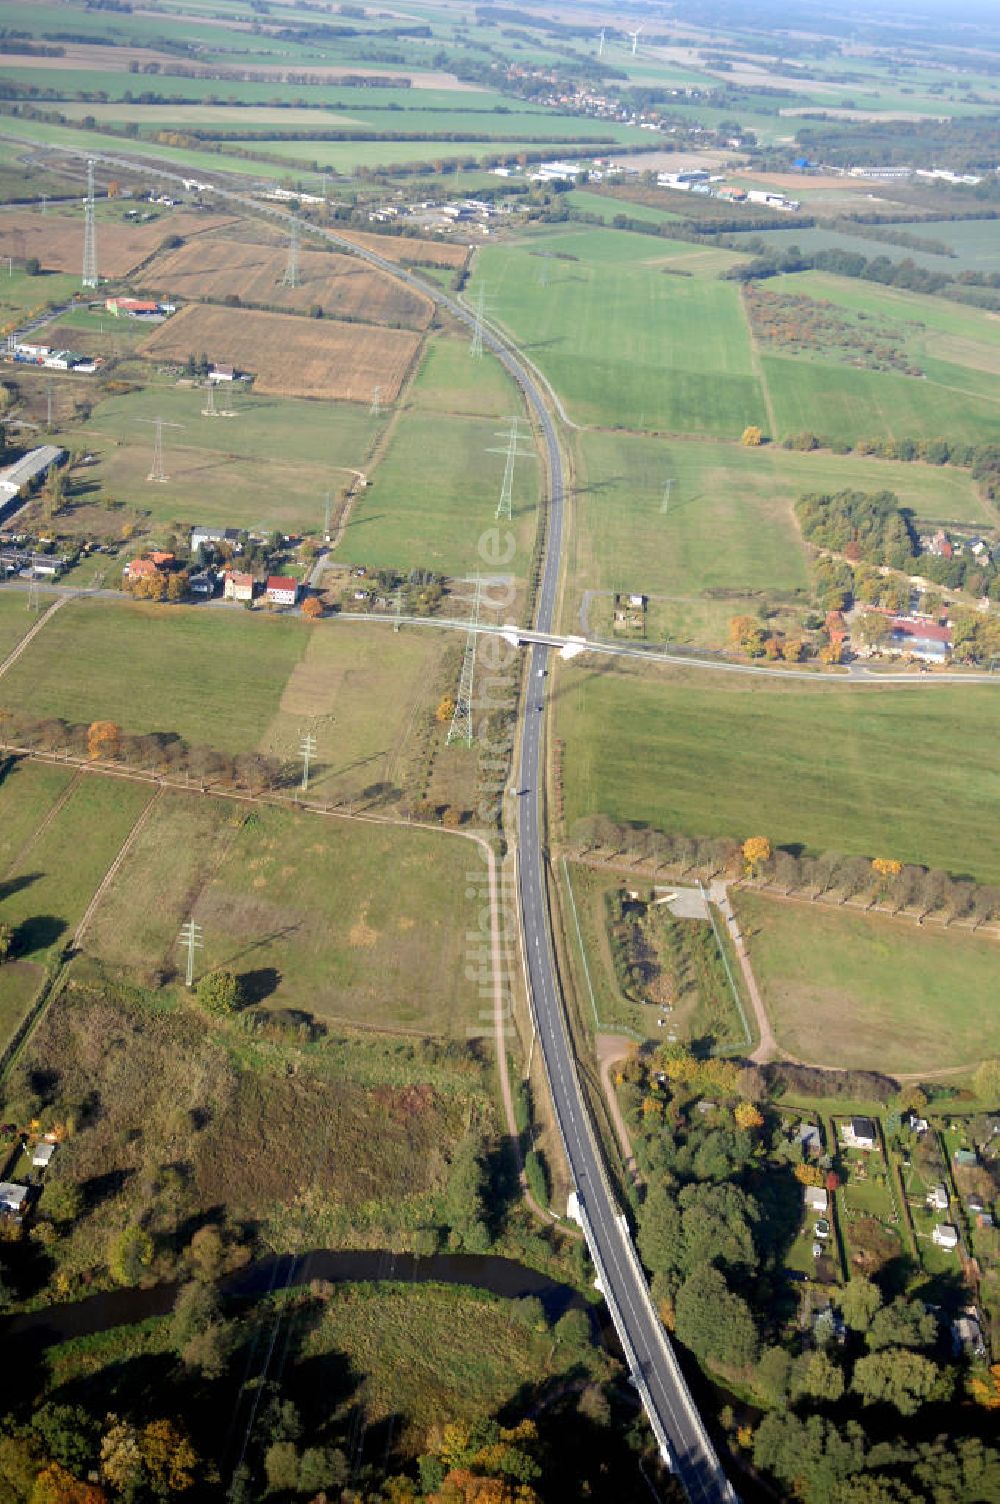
[72,786,163,948]
[0,594,73,681]
[3,767,83,879]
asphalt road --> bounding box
[8,141,737,1499]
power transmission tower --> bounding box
[661,476,675,514]
[45,380,54,431]
[26,577,40,613]
[82,158,98,289]
[469,283,487,360]
[323,490,332,540]
[299,729,317,792]
[201,380,217,417]
[487,416,535,522]
[370,385,381,417]
[178,919,203,987]
[393,585,403,632]
[140,416,183,482]
[281,217,300,288]
[40,194,48,216]
[447,576,481,748]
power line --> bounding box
[370,385,381,417]
[280,216,300,288]
[82,158,98,289]
[139,415,184,482]
[469,282,487,360]
[323,490,332,540]
[661,476,675,514]
[447,575,481,747]
[178,918,203,988]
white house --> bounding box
[32,1141,56,1170]
[926,1184,949,1212]
[222,570,254,602]
[0,1182,28,1217]
[840,1116,877,1151]
[804,1185,828,1214]
[932,1223,959,1250]
[266,575,299,607]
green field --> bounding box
[0,591,53,663]
[0,759,76,870]
[408,334,521,419]
[734,890,1000,1073]
[56,384,380,535]
[0,960,44,1055]
[343,410,539,578]
[761,353,1000,448]
[564,430,989,640]
[0,267,80,325]
[557,666,1000,884]
[0,771,152,959]
[2,597,308,754]
[472,228,768,436]
[85,792,485,1035]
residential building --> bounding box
[104,298,164,319]
[266,575,300,607]
[125,557,160,581]
[32,1141,56,1169]
[222,570,254,602]
[954,1148,978,1169]
[840,1116,877,1151]
[188,571,217,597]
[0,1182,28,1219]
[208,364,237,383]
[191,526,243,553]
[804,1185,828,1214]
[796,1122,823,1156]
[926,1184,949,1212]
[952,1310,986,1358]
[932,1223,959,1250]
[889,618,951,662]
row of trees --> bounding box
[571,815,1000,925]
[724,242,1000,312]
[1,712,292,795]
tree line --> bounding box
[723,243,1000,313]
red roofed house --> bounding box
[222,570,254,602]
[890,617,951,662]
[147,551,175,569]
[105,298,162,318]
[126,557,158,580]
[825,610,848,648]
[266,575,300,607]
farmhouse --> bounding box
[191,526,242,553]
[266,575,300,607]
[208,363,238,383]
[840,1117,877,1151]
[932,1223,959,1250]
[222,570,254,602]
[795,1122,823,1156]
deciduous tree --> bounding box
[87,720,120,761]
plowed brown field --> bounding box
[333,228,470,270]
[139,303,422,401]
[0,209,237,277]
[142,238,433,328]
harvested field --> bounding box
[143,238,434,329]
[139,303,422,401]
[333,227,470,271]
[0,209,236,277]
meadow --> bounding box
[0,592,49,664]
[85,793,484,1036]
[734,890,1000,1073]
[1,597,309,755]
[407,334,521,419]
[472,227,768,437]
[0,770,152,961]
[342,410,539,579]
[563,431,987,641]
[556,664,1000,884]
[56,382,380,535]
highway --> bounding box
[8,139,738,1499]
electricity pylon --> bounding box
[178,919,203,987]
[469,283,488,359]
[299,729,317,792]
[82,158,98,289]
[447,576,481,747]
[281,217,300,288]
[201,380,217,417]
[661,476,675,514]
[370,386,382,417]
[140,416,183,482]
[487,416,536,522]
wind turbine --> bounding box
[598,26,605,56]
[628,24,643,55]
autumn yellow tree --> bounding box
[30,1464,108,1504]
[794,1163,824,1187]
[872,857,902,879]
[741,425,763,446]
[734,1101,764,1131]
[301,596,324,620]
[436,694,456,723]
[87,720,121,762]
[970,1363,1000,1410]
[742,835,771,877]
